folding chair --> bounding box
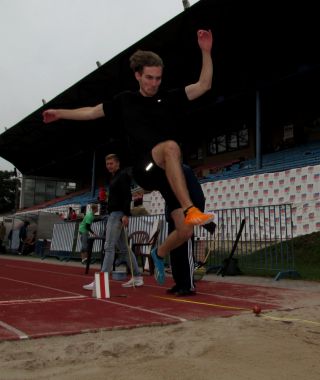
[128,230,149,268]
[129,219,162,275]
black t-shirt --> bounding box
[107,169,132,216]
[103,88,189,164]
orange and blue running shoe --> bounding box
[151,248,165,285]
[184,206,215,226]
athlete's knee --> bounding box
[163,140,181,158]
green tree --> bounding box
[0,170,20,214]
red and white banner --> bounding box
[94,272,110,298]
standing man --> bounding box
[43,29,215,285]
[79,203,98,264]
[83,154,143,290]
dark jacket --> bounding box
[107,169,132,216]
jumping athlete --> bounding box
[43,29,215,285]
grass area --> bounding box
[205,231,320,281]
[290,231,320,281]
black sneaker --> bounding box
[202,221,216,235]
[166,285,180,294]
[175,289,197,297]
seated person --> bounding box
[23,230,37,255]
[18,220,30,255]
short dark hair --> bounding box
[105,153,119,162]
[129,50,164,73]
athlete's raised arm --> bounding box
[185,29,213,101]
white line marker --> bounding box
[0,320,29,339]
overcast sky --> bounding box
[0,0,200,171]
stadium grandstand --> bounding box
[0,0,319,277]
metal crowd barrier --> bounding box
[47,215,167,262]
[47,219,106,261]
[46,205,297,279]
[194,204,298,280]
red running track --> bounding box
[0,257,296,341]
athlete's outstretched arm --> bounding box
[42,103,105,123]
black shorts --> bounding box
[133,159,205,215]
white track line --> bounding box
[0,259,279,323]
[0,320,29,339]
[0,275,85,297]
[2,263,88,278]
[96,298,187,322]
[0,295,86,306]
[1,261,280,306]
[0,274,186,323]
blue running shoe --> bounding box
[151,248,165,285]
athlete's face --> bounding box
[106,158,119,174]
[135,66,162,97]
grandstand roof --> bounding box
[0,0,318,180]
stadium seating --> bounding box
[43,141,320,210]
[201,141,320,183]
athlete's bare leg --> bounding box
[151,140,215,226]
[151,140,192,210]
[157,208,193,258]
